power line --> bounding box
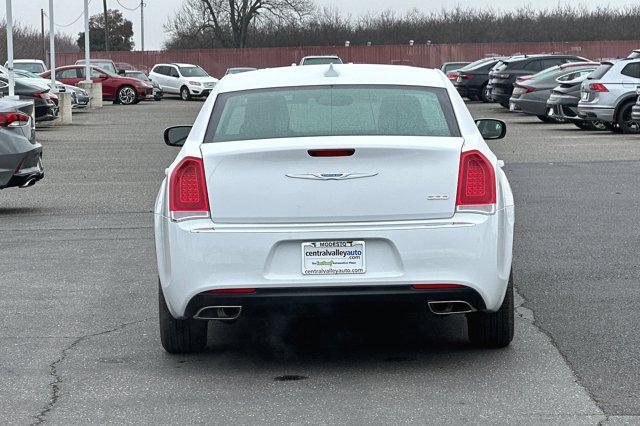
[116,0,141,11]
[44,0,93,28]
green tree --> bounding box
[77,9,134,51]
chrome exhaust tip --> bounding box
[427,301,476,315]
[194,306,242,321]
[19,178,36,188]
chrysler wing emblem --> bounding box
[285,172,378,180]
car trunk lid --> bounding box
[200,136,463,224]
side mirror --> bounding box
[475,119,506,140]
[164,125,192,147]
[118,69,125,75]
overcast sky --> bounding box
[0,0,635,51]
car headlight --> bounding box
[188,81,202,86]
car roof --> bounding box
[13,59,45,63]
[215,64,447,93]
[302,56,340,59]
[168,63,198,67]
[76,58,114,62]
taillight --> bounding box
[522,86,536,94]
[169,157,210,221]
[32,91,48,99]
[456,150,496,214]
[446,73,457,79]
[589,83,608,92]
[0,112,30,127]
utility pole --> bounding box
[140,0,145,52]
[84,0,91,82]
[5,0,15,98]
[103,0,109,51]
[41,9,46,63]
[49,0,56,88]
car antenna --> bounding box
[325,63,340,77]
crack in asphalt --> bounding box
[30,318,152,426]
[515,286,606,418]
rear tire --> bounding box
[159,282,207,354]
[479,83,490,103]
[499,101,510,108]
[467,272,514,348]
[616,102,640,134]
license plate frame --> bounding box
[302,241,366,276]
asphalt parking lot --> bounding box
[1,98,639,424]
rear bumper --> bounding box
[0,146,43,189]
[155,207,514,318]
[510,97,548,116]
[184,286,486,318]
[577,105,615,122]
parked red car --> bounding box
[41,65,153,105]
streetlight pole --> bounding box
[49,0,56,89]
[5,0,16,98]
[140,0,145,52]
[84,0,91,82]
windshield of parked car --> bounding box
[179,66,209,77]
[14,62,46,73]
[302,57,342,65]
[207,85,460,142]
[14,70,41,79]
[128,71,150,81]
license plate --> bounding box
[456,76,462,83]
[302,241,365,275]
[581,92,589,101]
[548,107,554,116]
[509,102,516,111]
[636,86,640,95]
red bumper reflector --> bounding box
[411,284,464,289]
[206,288,255,294]
[308,149,355,157]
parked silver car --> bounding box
[578,59,640,133]
[0,99,44,189]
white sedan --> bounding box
[155,64,515,353]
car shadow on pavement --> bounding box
[201,306,471,363]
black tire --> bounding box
[616,102,640,134]
[499,101,510,108]
[467,272,514,348]
[180,86,191,101]
[159,282,207,354]
[479,83,490,103]
[116,85,137,105]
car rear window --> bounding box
[205,85,460,142]
[588,64,613,79]
[14,63,45,73]
[302,57,342,65]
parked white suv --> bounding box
[149,63,218,100]
[4,59,47,74]
[578,59,640,133]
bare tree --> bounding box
[166,0,313,48]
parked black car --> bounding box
[489,55,589,108]
[454,57,504,102]
[0,76,58,122]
